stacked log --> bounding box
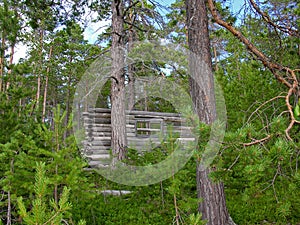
[82,108,195,167]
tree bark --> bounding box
[6,44,15,91]
[42,46,53,123]
[36,29,44,109]
[0,30,6,92]
[63,55,73,140]
[185,0,232,224]
[111,0,127,161]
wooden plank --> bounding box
[86,154,111,160]
[85,108,183,118]
[177,138,196,142]
[172,126,193,130]
[128,143,161,147]
[136,128,161,132]
[90,141,111,146]
[86,130,112,133]
[86,132,111,137]
[90,127,111,132]
[89,161,110,167]
[134,134,161,138]
[85,148,110,155]
[83,124,111,128]
[93,137,111,141]
[127,135,160,140]
[126,133,136,137]
[88,108,111,113]
[100,190,131,195]
[84,118,111,124]
[127,109,181,117]
[84,145,111,151]
[85,113,111,118]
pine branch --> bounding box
[207,0,300,141]
[249,0,299,38]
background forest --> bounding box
[0,0,300,224]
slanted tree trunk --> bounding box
[185,0,233,224]
[111,0,127,161]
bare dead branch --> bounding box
[123,20,147,32]
[246,95,286,124]
[243,134,272,147]
[249,0,299,37]
[227,154,240,170]
[123,0,140,16]
[261,162,280,203]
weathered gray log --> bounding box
[84,118,111,124]
[89,161,110,167]
[93,137,111,141]
[83,113,111,118]
[86,132,112,137]
[136,128,161,132]
[88,108,111,113]
[91,141,111,146]
[100,190,131,195]
[86,154,111,160]
[86,150,110,155]
[90,108,180,117]
[89,127,112,132]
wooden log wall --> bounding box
[82,108,195,167]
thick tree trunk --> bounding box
[185,0,232,224]
[111,0,127,161]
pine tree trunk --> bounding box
[63,55,73,140]
[36,29,44,109]
[111,0,127,161]
[6,190,11,225]
[6,158,14,225]
[185,0,233,224]
[6,44,15,91]
[0,32,6,92]
[42,46,53,123]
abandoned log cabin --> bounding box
[81,108,195,167]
